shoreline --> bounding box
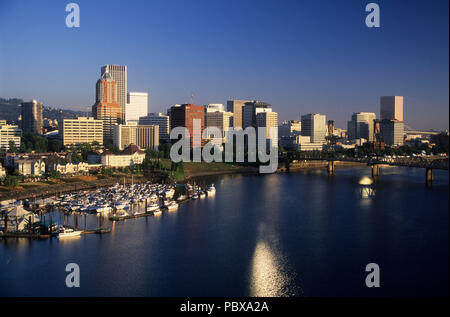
[1,161,372,203]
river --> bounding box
[0,166,448,296]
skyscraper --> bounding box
[92,72,122,142]
[21,100,43,134]
[380,120,404,146]
[256,111,278,148]
[301,113,327,143]
[347,112,376,142]
[169,104,205,148]
[380,96,404,121]
[101,65,127,122]
[205,111,233,144]
[242,101,272,129]
[139,112,170,142]
[226,99,253,129]
[380,96,405,147]
[126,92,148,123]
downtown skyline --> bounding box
[0,0,448,131]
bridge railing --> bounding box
[292,152,449,170]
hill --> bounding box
[0,97,89,124]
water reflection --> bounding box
[249,240,294,297]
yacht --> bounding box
[206,184,216,196]
[58,226,83,238]
[147,203,160,213]
[166,201,178,211]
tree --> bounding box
[48,170,62,179]
[4,175,18,187]
[7,140,18,153]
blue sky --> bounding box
[0,0,448,130]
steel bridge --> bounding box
[290,154,449,185]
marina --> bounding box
[0,181,217,238]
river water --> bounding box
[0,166,448,296]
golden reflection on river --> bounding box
[249,240,295,297]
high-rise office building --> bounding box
[126,92,148,123]
[242,101,272,129]
[347,112,376,142]
[380,120,404,146]
[139,112,170,142]
[169,104,205,148]
[205,104,224,113]
[113,123,159,151]
[101,65,127,122]
[278,120,301,138]
[256,111,278,148]
[205,111,233,144]
[380,96,404,147]
[0,121,22,151]
[380,96,404,121]
[226,99,253,129]
[21,100,43,134]
[92,72,122,142]
[62,117,104,146]
[301,113,327,143]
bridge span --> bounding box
[286,154,448,185]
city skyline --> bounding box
[0,0,448,131]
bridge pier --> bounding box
[426,168,433,186]
[371,164,380,178]
[327,161,335,175]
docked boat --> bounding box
[164,188,175,199]
[115,201,130,210]
[146,203,160,213]
[177,194,187,201]
[166,201,178,211]
[58,226,83,238]
[199,191,206,198]
[191,193,199,200]
[206,184,216,195]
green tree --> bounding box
[4,175,18,187]
[7,140,18,153]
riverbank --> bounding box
[0,160,368,202]
[0,175,154,202]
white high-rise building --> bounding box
[347,112,376,142]
[380,96,404,121]
[113,123,159,151]
[256,111,278,148]
[126,92,148,123]
[139,112,170,142]
[101,65,127,122]
[301,113,327,144]
[0,121,22,151]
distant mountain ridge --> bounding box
[0,97,89,124]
